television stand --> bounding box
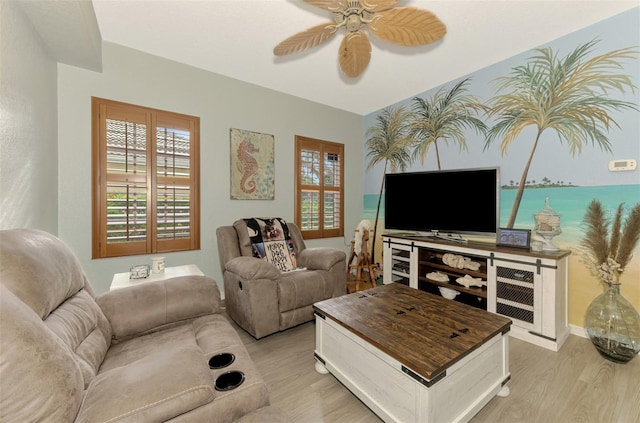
[382,233,571,351]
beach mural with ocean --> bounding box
[362,8,640,329]
[499,185,640,244]
[365,184,640,246]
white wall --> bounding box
[58,42,364,294]
[0,1,58,233]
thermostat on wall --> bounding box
[608,159,636,171]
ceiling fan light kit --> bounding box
[274,0,447,78]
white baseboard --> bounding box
[569,324,588,339]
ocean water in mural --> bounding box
[365,184,640,248]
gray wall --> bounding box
[56,42,364,294]
[0,1,58,233]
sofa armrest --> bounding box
[297,248,346,272]
[96,275,220,341]
[225,256,281,280]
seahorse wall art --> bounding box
[230,128,275,200]
[237,139,259,194]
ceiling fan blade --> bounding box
[338,30,371,77]
[369,7,447,46]
[305,0,347,11]
[361,0,399,13]
[274,23,338,56]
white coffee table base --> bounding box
[314,314,510,423]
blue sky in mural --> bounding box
[362,8,640,196]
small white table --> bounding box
[110,264,204,291]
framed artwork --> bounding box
[230,128,275,200]
[497,228,531,249]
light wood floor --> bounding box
[228,315,640,423]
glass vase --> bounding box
[584,282,640,364]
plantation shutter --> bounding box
[300,140,321,234]
[154,114,198,252]
[295,136,343,239]
[323,147,342,235]
[92,98,200,258]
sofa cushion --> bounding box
[0,228,91,319]
[99,315,235,372]
[76,346,215,423]
[99,322,200,373]
[45,289,112,388]
[0,286,85,422]
[0,228,112,390]
[98,314,272,423]
[277,270,332,312]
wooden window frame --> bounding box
[91,97,200,258]
[294,135,344,239]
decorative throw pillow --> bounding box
[243,218,297,271]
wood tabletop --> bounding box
[313,283,512,381]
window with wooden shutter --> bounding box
[92,97,200,258]
[295,136,344,239]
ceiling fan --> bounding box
[274,0,447,78]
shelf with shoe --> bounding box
[418,247,489,308]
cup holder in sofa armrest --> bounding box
[208,353,235,369]
[215,370,245,391]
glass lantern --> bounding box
[533,197,561,251]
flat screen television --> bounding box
[384,167,500,238]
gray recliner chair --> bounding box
[216,220,347,339]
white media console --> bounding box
[382,233,571,351]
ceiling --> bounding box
[21,1,640,116]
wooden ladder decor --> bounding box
[346,228,379,293]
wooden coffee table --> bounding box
[313,283,512,423]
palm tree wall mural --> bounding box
[365,79,488,262]
[409,78,488,170]
[362,8,639,328]
[484,40,639,228]
[365,106,414,262]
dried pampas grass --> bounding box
[580,199,640,283]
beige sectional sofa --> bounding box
[0,229,287,422]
